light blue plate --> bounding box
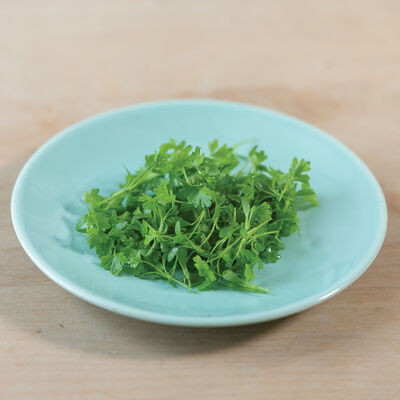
[11,100,387,327]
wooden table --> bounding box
[1,1,399,399]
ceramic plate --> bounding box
[11,100,387,327]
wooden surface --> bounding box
[1,1,399,399]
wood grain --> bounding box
[1,1,399,399]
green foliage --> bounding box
[77,140,318,293]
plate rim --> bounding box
[10,99,388,327]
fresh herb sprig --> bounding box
[77,140,318,293]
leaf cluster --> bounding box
[77,140,318,293]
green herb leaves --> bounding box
[77,140,318,293]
